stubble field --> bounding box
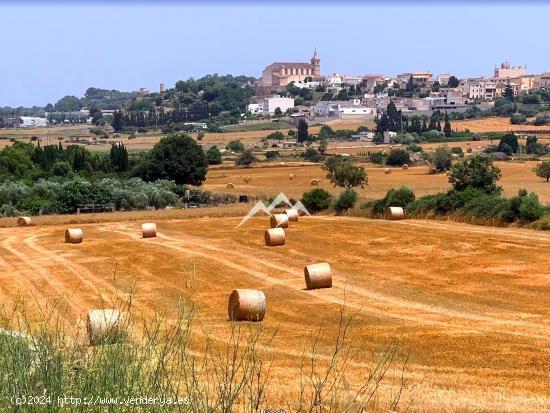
[0,214,549,411]
[204,161,550,203]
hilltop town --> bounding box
[2,50,550,136]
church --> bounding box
[256,50,321,96]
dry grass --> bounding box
[0,215,549,411]
[203,161,550,203]
[453,116,550,133]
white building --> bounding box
[17,116,47,128]
[291,81,322,89]
[262,95,294,114]
[247,96,295,115]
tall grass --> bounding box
[0,295,409,412]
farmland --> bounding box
[0,214,549,411]
[204,161,550,203]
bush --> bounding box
[533,161,550,182]
[363,187,415,215]
[322,157,367,188]
[51,161,72,177]
[304,148,324,162]
[226,140,245,153]
[235,150,256,166]
[301,188,333,213]
[448,155,502,194]
[385,149,410,166]
[433,145,452,172]
[334,188,358,212]
[510,113,527,125]
[265,150,279,160]
[368,152,385,165]
[206,146,223,165]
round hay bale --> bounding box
[384,168,392,175]
[17,217,32,227]
[385,207,404,220]
[87,309,126,346]
[264,228,285,246]
[402,164,409,170]
[270,213,289,228]
[285,208,299,222]
[65,228,83,244]
[142,223,157,238]
[243,176,252,183]
[446,171,452,177]
[310,179,320,186]
[226,183,235,189]
[289,173,296,181]
[466,142,471,146]
[304,262,332,290]
[228,289,266,322]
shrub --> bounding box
[51,161,72,177]
[368,152,385,165]
[461,193,511,220]
[265,150,279,160]
[226,140,245,153]
[235,150,256,166]
[533,116,549,126]
[301,188,333,213]
[385,149,410,166]
[405,193,447,215]
[448,155,502,194]
[363,187,415,215]
[206,146,223,165]
[304,148,324,162]
[334,188,358,212]
[322,157,367,188]
[433,145,452,171]
[512,190,545,221]
[510,113,527,125]
[533,161,550,182]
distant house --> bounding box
[16,116,47,128]
[247,95,295,115]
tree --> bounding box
[498,132,519,154]
[322,157,368,188]
[51,161,72,177]
[111,110,124,132]
[301,188,333,213]
[448,155,502,193]
[54,95,82,112]
[235,149,256,166]
[510,113,527,125]
[334,188,358,212]
[503,82,515,100]
[447,76,459,88]
[226,140,245,153]
[433,145,452,172]
[533,161,550,182]
[110,142,129,172]
[443,112,452,137]
[206,145,222,165]
[431,81,440,92]
[297,119,309,143]
[89,107,103,125]
[273,107,283,117]
[318,138,328,155]
[138,133,208,185]
[318,125,334,140]
[385,149,410,166]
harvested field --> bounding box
[204,161,550,203]
[1,215,549,411]
[453,116,550,133]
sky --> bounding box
[1,2,550,107]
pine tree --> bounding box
[110,142,129,172]
[112,110,124,132]
[503,82,515,100]
[443,112,452,137]
[297,119,309,143]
